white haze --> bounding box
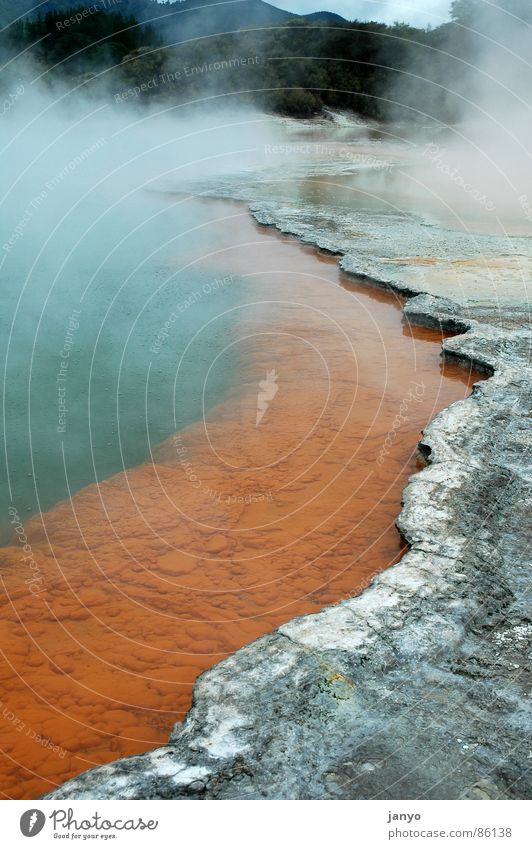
[383,3,532,232]
[0,77,283,534]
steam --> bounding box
[0,69,279,539]
[388,1,532,230]
[0,2,529,540]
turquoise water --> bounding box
[0,103,257,543]
[1,191,243,543]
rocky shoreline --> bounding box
[45,201,531,801]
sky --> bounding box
[275,1,452,27]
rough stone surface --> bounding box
[173,174,532,303]
[45,202,531,802]
[249,200,532,304]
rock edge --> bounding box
[44,210,531,801]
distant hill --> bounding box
[1,0,524,126]
[0,1,425,120]
[0,0,347,35]
[0,0,460,123]
[304,11,346,23]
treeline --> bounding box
[112,21,435,119]
[0,9,439,119]
[1,0,530,122]
[2,6,160,77]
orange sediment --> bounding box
[0,200,483,798]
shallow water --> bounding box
[0,193,243,545]
[0,197,483,798]
[251,117,532,237]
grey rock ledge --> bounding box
[45,211,531,801]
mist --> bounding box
[1,1,530,544]
[0,77,279,541]
[386,1,532,230]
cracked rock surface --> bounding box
[45,201,531,801]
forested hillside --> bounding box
[1,0,530,120]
